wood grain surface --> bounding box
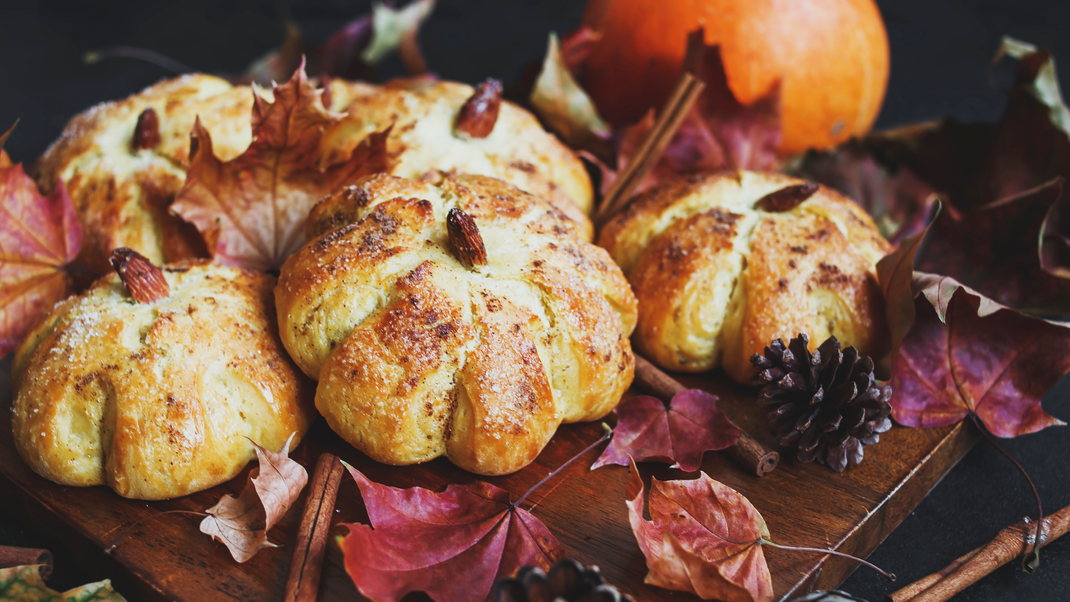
[0,357,977,601]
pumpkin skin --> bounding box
[579,0,890,154]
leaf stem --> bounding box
[84,46,194,74]
[512,424,612,509]
[760,539,896,581]
[968,412,1044,572]
[104,509,207,554]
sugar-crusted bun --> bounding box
[598,171,892,384]
[11,261,315,500]
[277,174,635,475]
[36,75,593,277]
[320,78,594,222]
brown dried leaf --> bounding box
[173,64,392,271]
[626,459,773,602]
[529,32,612,158]
[200,433,307,563]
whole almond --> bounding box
[454,79,503,139]
[755,183,819,212]
[446,208,488,268]
[133,108,161,151]
[110,247,170,303]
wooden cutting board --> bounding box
[0,357,976,602]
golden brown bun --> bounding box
[277,174,635,475]
[33,74,372,275]
[11,262,315,500]
[319,78,594,220]
[598,171,892,385]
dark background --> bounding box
[1,1,1068,601]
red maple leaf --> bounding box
[625,458,773,602]
[0,125,82,358]
[339,464,565,602]
[173,63,390,271]
[592,390,741,472]
[891,277,1069,437]
[877,210,1069,438]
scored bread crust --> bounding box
[34,74,369,275]
[277,174,635,475]
[35,75,594,276]
[319,78,594,220]
[598,171,892,385]
[11,262,315,500]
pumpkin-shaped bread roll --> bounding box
[11,260,315,500]
[319,78,594,228]
[598,171,892,385]
[35,74,370,275]
[277,174,635,475]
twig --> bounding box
[632,355,779,476]
[0,546,52,580]
[886,503,1070,602]
[283,453,345,602]
[594,73,705,224]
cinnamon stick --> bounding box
[0,545,52,579]
[631,355,779,476]
[887,503,1070,602]
[595,72,705,224]
[283,453,345,602]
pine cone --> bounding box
[751,334,892,472]
[492,558,635,602]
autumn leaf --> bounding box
[0,564,126,601]
[890,279,1069,437]
[238,0,437,86]
[173,64,391,271]
[529,32,613,162]
[798,140,940,246]
[592,390,741,472]
[600,31,781,198]
[0,125,82,358]
[625,458,773,602]
[877,204,1069,438]
[339,464,565,602]
[200,433,308,563]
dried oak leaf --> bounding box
[529,32,613,163]
[0,564,126,601]
[626,458,773,602]
[173,64,391,271]
[339,464,565,602]
[0,125,82,358]
[200,433,307,563]
[602,33,781,197]
[592,390,741,472]
[238,0,437,85]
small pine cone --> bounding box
[492,558,635,602]
[751,333,892,472]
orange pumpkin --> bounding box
[580,0,890,154]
